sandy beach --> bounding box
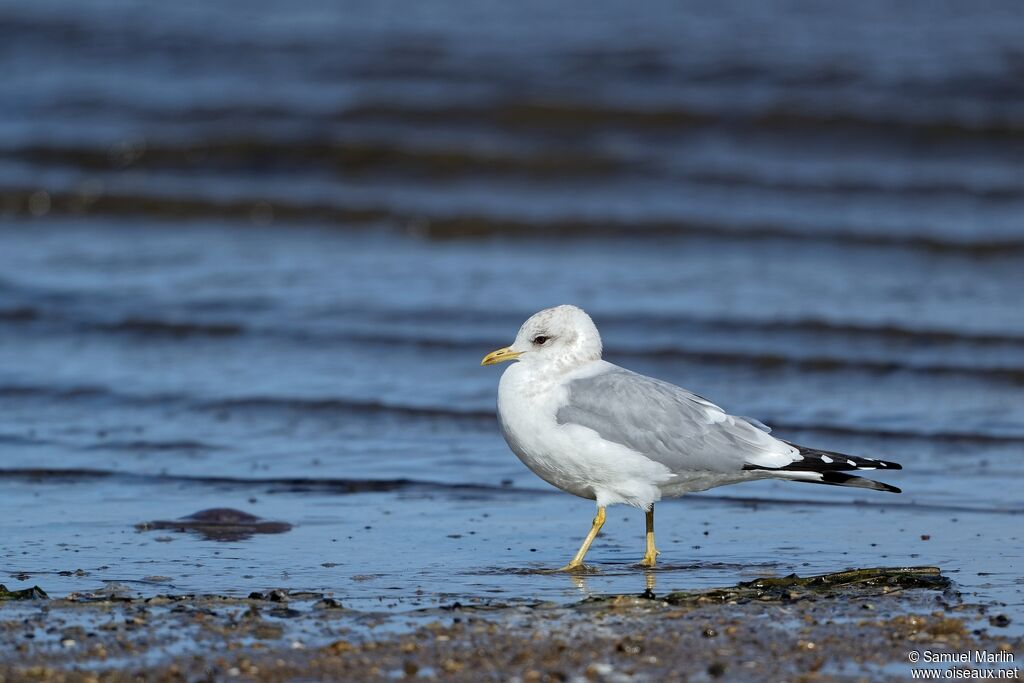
[5,567,1020,682]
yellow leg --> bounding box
[558,506,606,571]
[640,505,660,567]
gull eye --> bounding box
[532,335,549,345]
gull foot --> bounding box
[549,563,598,574]
[639,549,661,568]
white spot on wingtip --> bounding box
[820,455,833,463]
[846,459,857,466]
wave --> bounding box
[10,139,1024,202]
[3,187,1023,255]
[7,140,626,178]
[0,432,50,447]
[334,101,1024,143]
[199,395,495,420]
[315,308,1024,347]
[0,382,495,421]
[0,306,249,339]
[758,420,1024,445]
[7,314,1024,385]
[0,467,508,496]
[676,316,1024,346]
[1,467,1019,516]
[0,306,40,322]
[0,187,390,226]
[84,439,223,452]
[22,97,1019,142]
[334,332,1024,384]
[97,318,244,338]
[0,383,113,400]
[679,169,1024,202]
[621,347,1024,383]
[1,382,1022,444]
[6,305,1024,382]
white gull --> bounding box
[482,305,901,570]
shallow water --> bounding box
[2,0,1023,615]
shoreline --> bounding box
[3,567,1019,682]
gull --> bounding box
[481,305,901,571]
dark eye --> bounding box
[532,335,549,345]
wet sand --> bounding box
[3,568,1020,682]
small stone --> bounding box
[616,636,643,655]
[325,640,353,654]
[314,598,343,609]
[440,659,463,673]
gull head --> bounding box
[481,305,602,371]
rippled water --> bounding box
[1,0,1022,612]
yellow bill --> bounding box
[481,346,522,366]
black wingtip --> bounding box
[783,442,904,472]
[820,471,901,493]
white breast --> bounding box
[496,361,673,508]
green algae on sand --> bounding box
[0,584,48,600]
[661,566,950,606]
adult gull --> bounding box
[481,305,901,571]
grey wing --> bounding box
[555,367,797,473]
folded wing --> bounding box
[556,366,800,474]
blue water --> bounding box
[1,0,1022,614]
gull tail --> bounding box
[765,469,901,493]
[743,443,902,494]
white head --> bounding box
[481,305,602,372]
